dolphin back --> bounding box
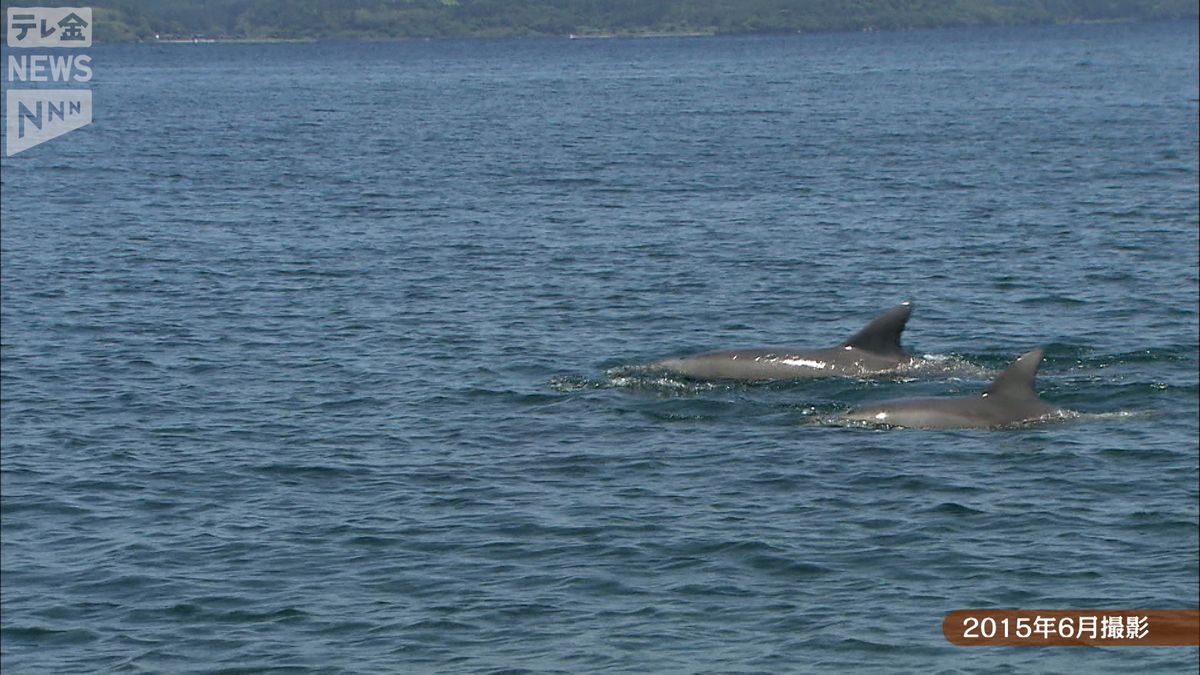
[841,302,912,356]
[840,347,1059,429]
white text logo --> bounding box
[5,7,93,155]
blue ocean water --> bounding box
[1,20,1198,673]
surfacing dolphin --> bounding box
[840,348,1061,429]
[651,302,915,381]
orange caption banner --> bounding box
[943,610,1200,646]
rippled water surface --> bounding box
[2,21,1198,673]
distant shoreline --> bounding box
[152,37,316,44]
[109,16,1192,46]
[92,0,1196,45]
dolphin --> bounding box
[650,302,915,380]
[840,348,1060,429]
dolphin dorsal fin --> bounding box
[841,302,913,355]
[985,348,1045,399]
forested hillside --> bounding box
[7,0,1191,42]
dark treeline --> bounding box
[7,0,1192,42]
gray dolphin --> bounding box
[651,302,915,380]
[840,348,1060,429]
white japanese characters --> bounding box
[5,7,93,156]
